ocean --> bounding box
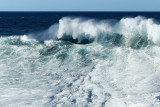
[1,12,160,107]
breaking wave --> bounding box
[1,16,160,107]
[18,16,160,49]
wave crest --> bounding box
[14,16,160,48]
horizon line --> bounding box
[0,11,160,12]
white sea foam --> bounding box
[1,17,160,107]
[57,17,111,39]
[57,17,160,46]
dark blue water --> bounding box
[1,12,160,36]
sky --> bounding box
[0,0,160,11]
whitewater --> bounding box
[1,16,160,107]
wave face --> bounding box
[1,12,160,107]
